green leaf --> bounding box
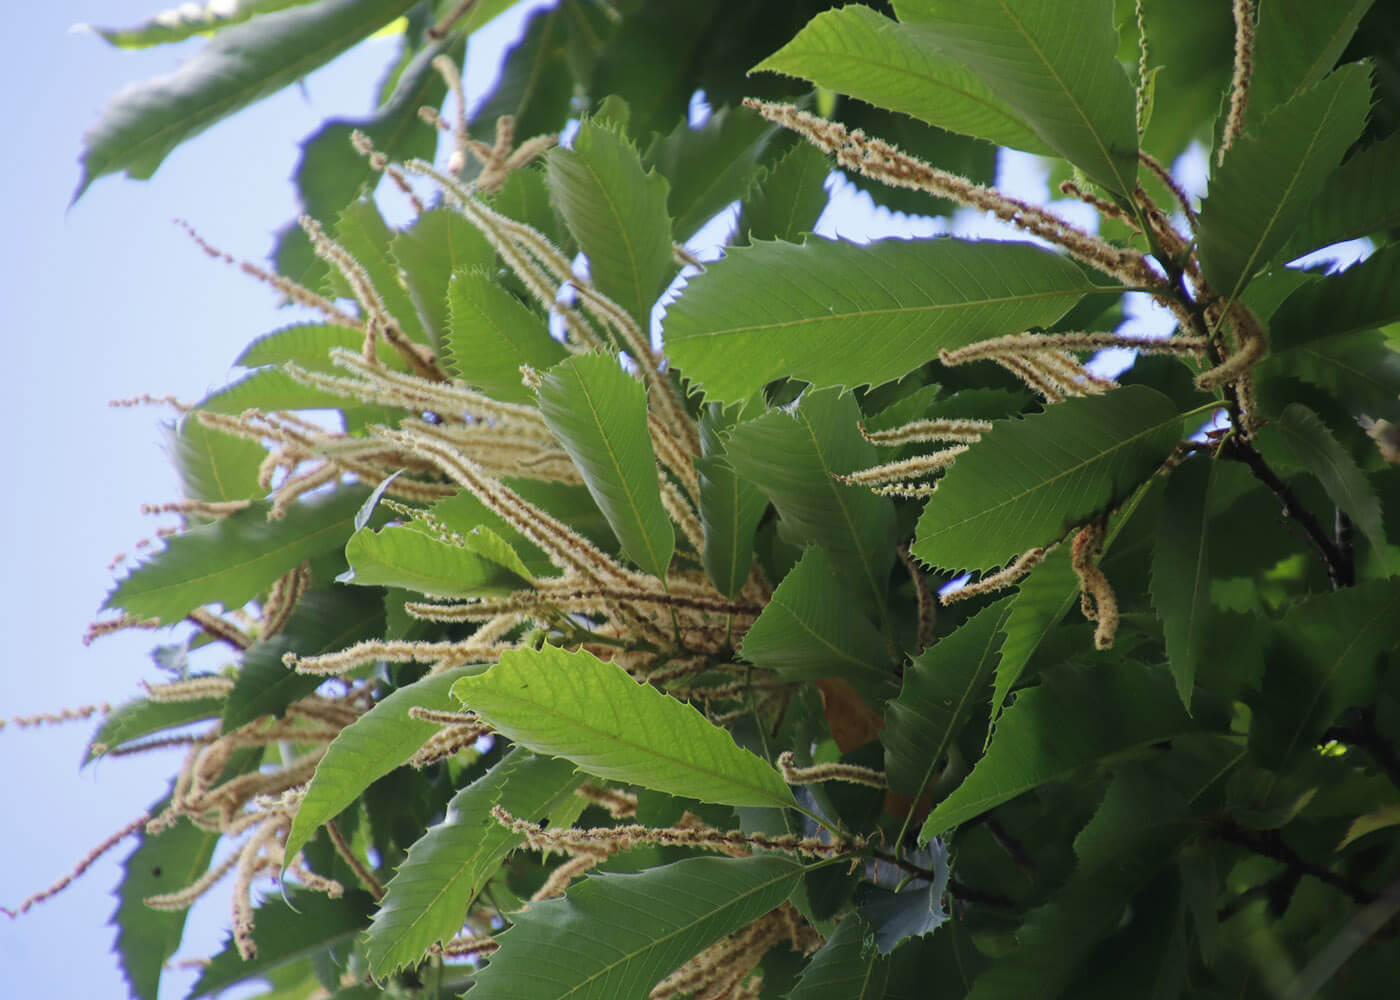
[223,585,386,729]
[787,913,888,1000]
[191,890,377,997]
[452,645,799,809]
[167,412,266,505]
[1251,581,1400,768]
[989,544,1078,721]
[643,105,772,242]
[1245,0,1374,125]
[1257,404,1386,554]
[921,663,1218,839]
[1149,459,1217,711]
[893,0,1138,197]
[883,597,1013,797]
[326,199,429,347]
[236,322,379,370]
[466,4,577,144]
[199,367,363,414]
[737,140,831,246]
[340,524,527,597]
[536,354,675,579]
[469,855,803,1000]
[284,666,485,865]
[81,0,315,49]
[1271,243,1400,351]
[273,35,462,288]
[724,388,897,612]
[1263,330,1400,420]
[1289,131,1400,254]
[753,5,1051,155]
[105,489,367,622]
[113,800,221,1000]
[366,751,583,976]
[86,692,224,763]
[1197,63,1372,304]
[391,208,498,348]
[443,270,567,405]
[740,547,897,702]
[665,236,1096,403]
[913,386,1183,572]
[75,0,419,199]
[546,117,674,325]
[695,416,769,600]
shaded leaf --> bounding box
[452,645,798,809]
[1339,801,1400,849]
[223,585,386,729]
[1289,131,1400,254]
[1257,404,1386,553]
[340,524,527,597]
[1149,458,1217,711]
[1198,63,1372,303]
[857,840,951,954]
[76,0,419,199]
[894,0,1138,197]
[724,387,897,612]
[754,5,1050,154]
[536,354,675,579]
[546,117,674,325]
[884,597,1013,797]
[284,666,484,865]
[643,105,773,242]
[913,386,1183,572]
[1246,0,1374,125]
[1251,581,1400,768]
[82,0,315,49]
[737,139,831,246]
[666,236,1097,403]
[367,751,582,976]
[86,693,224,763]
[113,800,221,1000]
[466,4,577,145]
[443,270,567,405]
[695,415,768,600]
[1263,330,1400,420]
[740,547,897,703]
[191,890,377,998]
[105,489,367,623]
[470,855,802,1000]
[1271,243,1400,351]
[787,913,888,1000]
[921,663,1220,839]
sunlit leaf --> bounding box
[536,354,675,579]
[893,0,1138,197]
[167,412,266,506]
[452,645,798,809]
[754,5,1050,155]
[324,199,430,347]
[470,855,803,1000]
[666,236,1096,403]
[367,751,582,976]
[546,117,674,325]
[81,0,316,50]
[86,693,224,764]
[340,523,527,597]
[105,489,367,623]
[913,387,1182,572]
[391,208,497,347]
[443,270,567,405]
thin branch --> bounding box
[1214,820,1377,906]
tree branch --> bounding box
[1214,820,1377,906]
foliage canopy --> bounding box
[18,0,1400,997]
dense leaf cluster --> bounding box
[41,0,1400,997]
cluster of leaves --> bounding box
[51,0,1400,998]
